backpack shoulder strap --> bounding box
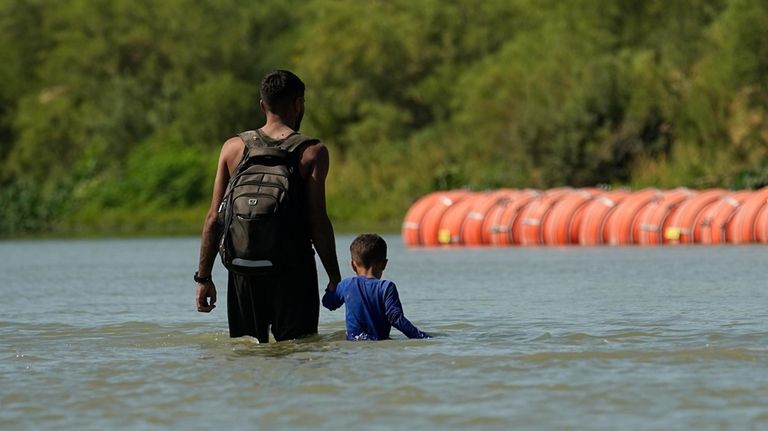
[280,133,320,153]
[237,130,264,155]
[239,129,319,155]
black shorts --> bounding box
[227,256,319,342]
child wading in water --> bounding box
[322,234,430,341]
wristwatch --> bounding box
[194,272,212,283]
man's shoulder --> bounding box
[299,138,326,159]
[224,135,246,147]
[215,136,246,173]
[221,135,245,158]
[293,132,320,143]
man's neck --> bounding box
[261,115,296,140]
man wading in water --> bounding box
[194,70,341,342]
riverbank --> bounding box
[2,205,401,240]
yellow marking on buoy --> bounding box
[438,229,452,244]
[664,227,681,240]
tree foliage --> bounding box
[0,0,766,235]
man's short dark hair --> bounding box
[350,234,387,267]
[260,70,305,114]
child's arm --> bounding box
[383,282,430,339]
[321,285,344,311]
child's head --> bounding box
[350,233,388,277]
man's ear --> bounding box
[259,99,267,113]
[351,259,357,273]
[294,96,304,113]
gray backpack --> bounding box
[217,130,317,275]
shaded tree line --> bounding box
[0,0,766,236]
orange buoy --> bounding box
[402,192,442,246]
[635,188,694,245]
[403,187,768,247]
[726,188,768,244]
[663,189,726,244]
[755,203,768,244]
[419,191,470,246]
[484,190,539,246]
[695,191,751,244]
[578,190,629,245]
[517,188,572,246]
[542,189,597,245]
[604,188,661,245]
[461,190,514,246]
[436,193,484,245]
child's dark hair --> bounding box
[350,234,387,267]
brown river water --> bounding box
[2,236,767,430]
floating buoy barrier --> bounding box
[402,187,768,246]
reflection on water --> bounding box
[1,237,768,430]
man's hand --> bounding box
[325,279,339,293]
[196,280,217,312]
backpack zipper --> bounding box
[234,181,288,193]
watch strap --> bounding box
[194,272,212,283]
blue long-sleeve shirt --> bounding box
[322,276,430,341]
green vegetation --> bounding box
[1,0,766,237]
